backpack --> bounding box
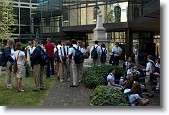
[73,47,84,64]
[103,73,109,85]
[59,47,67,62]
[1,51,7,67]
[38,46,49,66]
[54,47,59,62]
[149,60,157,82]
[91,46,98,59]
[100,48,107,62]
[149,61,156,73]
[1,47,12,67]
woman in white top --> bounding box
[134,45,140,69]
[25,41,32,67]
[124,82,149,106]
[126,64,135,80]
[107,68,122,90]
[14,42,27,92]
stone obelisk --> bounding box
[92,10,109,54]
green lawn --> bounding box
[0,75,55,106]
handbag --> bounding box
[12,51,20,73]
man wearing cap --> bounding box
[45,38,54,78]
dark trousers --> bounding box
[46,57,54,78]
[113,56,120,66]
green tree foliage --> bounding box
[0,0,16,39]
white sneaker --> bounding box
[155,87,159,90]
[60,79,64,83]
[140,84,145,89]
[7,84,12,89]
[67,78,70,82]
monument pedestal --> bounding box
[91,13,109,54]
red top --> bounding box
[45,42,54,58]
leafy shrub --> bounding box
[90,85,129,106]
[83,65,125,88]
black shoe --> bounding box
[32,89,40,92]
[40,87,46,90]
[69,84,79,87]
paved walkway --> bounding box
[42,78,160,107]
[42,79,92,107]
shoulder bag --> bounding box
[12,51,20,73]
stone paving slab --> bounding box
[42,79,92,107]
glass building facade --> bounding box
[12,0,62,40]
[10,0,155,39]
[0,0,160,59]
[61,0,150,26]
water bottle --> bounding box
[119,77,123,85]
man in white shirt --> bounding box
[90,41,101,66]
[25,41,32,67]
[112,42,122,66]
[77,40,86,83]
[58,40,69,82]
[134,45,140,69]
[68,39,81,87]
[142,55,155,97]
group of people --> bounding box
[1,39,26,92]
[0,38,160,106]
[0,39,125,91]
[107,54,160,106]
[90,41,122,66]
[0,38,111,92]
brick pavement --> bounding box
[42,79,92,107]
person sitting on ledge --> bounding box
[107,68,123,90]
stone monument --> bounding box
[92,9,109,54]
[84,9,109,66]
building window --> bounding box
[114,6,121,22]
[134,6,139,18]
[39,0,48,4]
[93,7,97,21]
[63,9,68,22]
[45,17,50,27]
